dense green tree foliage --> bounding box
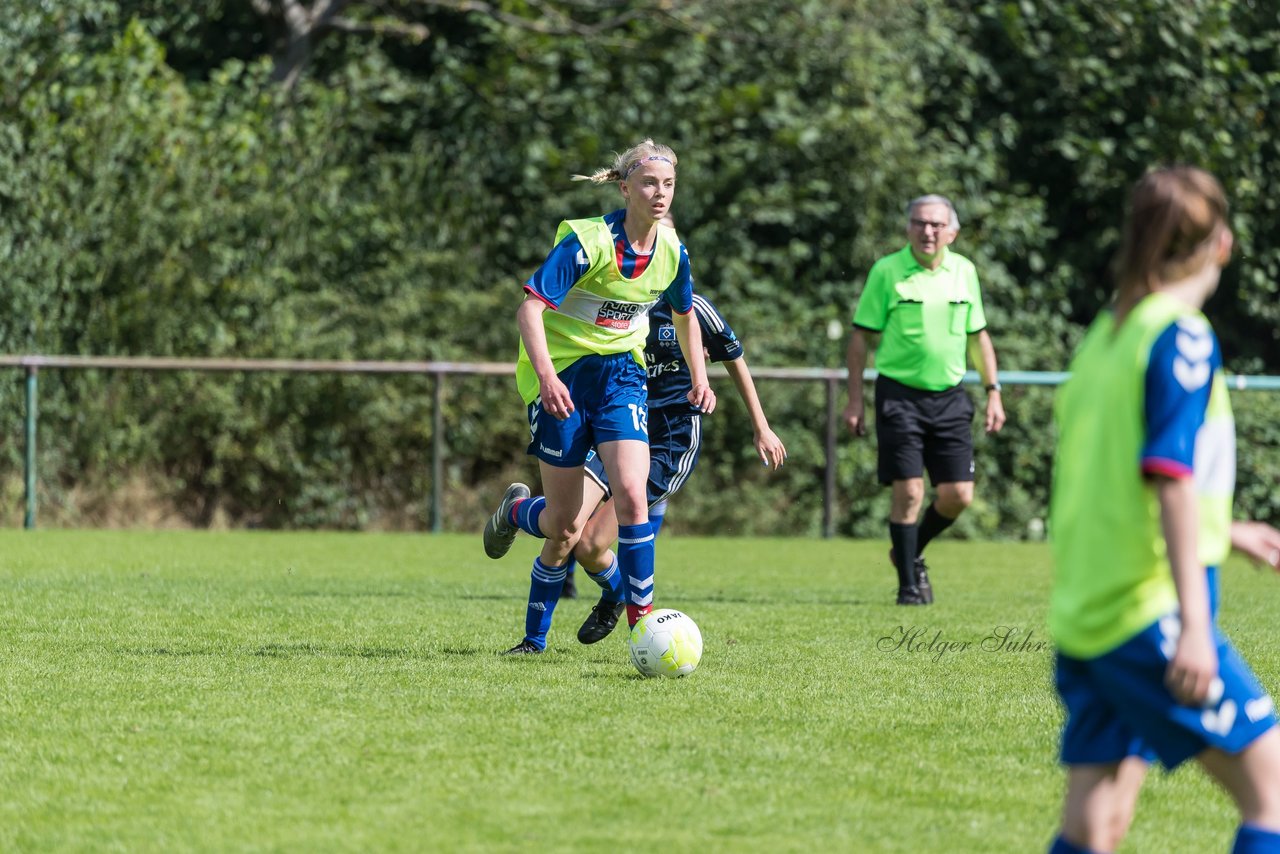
[1,0,1276,532]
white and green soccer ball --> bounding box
[627,608,703,678]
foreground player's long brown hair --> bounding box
[1112,165,1229,324]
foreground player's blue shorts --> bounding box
[526,352,648,467]
[1056,611,1276,769]
[583,408,702,507]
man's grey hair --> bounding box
[906,194,960,230]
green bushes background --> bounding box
[2,1,1276,533]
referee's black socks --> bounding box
[889,522,918,590]
[917,503,957,555]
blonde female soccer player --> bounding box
[568,286,787,645]
[1048,166,1280,854]
[481,139,715,655]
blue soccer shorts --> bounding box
[1056,611,1276,769]
[526,352,649,468]
[583,408,702,508]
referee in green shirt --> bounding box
[843,195,1006,605]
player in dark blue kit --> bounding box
[568,283,787,645]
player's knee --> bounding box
[542,513,583,546]
[611,492,649,526]
[575,530,610,564]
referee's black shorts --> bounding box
[874,374,975,486]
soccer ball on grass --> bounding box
[627,608,702,678]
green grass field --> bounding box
[2,530,1273,852]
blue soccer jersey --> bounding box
[1054,308,1274,772]
[1140,317,1222,481]
[646,294,743,412]
[524,209,693,314]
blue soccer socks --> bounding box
[523,557,567,649]
[584,555,625,603]
[512,496,546,538]
[618,522,655,627]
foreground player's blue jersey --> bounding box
[524,209,693,314]
[1140,318,1223,481]
[646,294,742,412]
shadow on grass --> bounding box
[252,642,415,658]
[666,593,871,607]
[125,646,213,657]
[458,592,870,606]
[439,646,482,656]
[124,643,425,659]
[287,589,414,599]
[578,667,648,681]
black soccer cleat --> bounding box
[915,559,934,605]
[501,639,543,655]
[890,548,935,605]
[577,597,625,645]
[483,482,530,559]
[561,573,578,600]
[896,586,928,606]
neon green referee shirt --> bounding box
[852,245,987,391]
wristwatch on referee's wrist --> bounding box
[985,382,1002,393]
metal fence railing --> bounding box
[4,354,1279,535]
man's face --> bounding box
[907,202,955,261]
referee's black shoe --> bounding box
[915,559,934,605]
[896,585,928,606]
[891,548,935,605]
[578,597,625,644]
